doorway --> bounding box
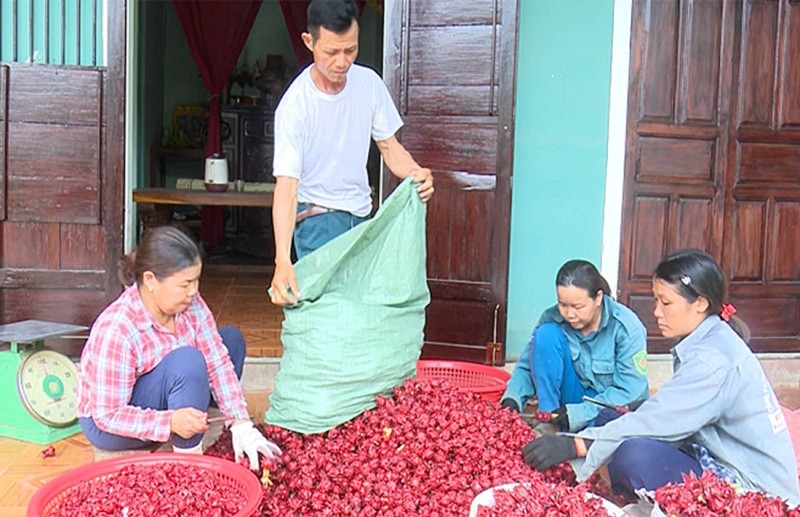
[131,1,385,267]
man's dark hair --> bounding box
[307,0,358,40]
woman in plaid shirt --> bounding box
[77,226,280,469]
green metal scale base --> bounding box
[0,320,88,445]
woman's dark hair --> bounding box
[307,0,358,39]
[556,260,611,300]
[117,226,201,287]
[654,248,750,341]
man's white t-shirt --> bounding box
[272,64,403,217]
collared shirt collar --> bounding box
[128,283,156,332]
[672,315,721,362]
[597,294,611,333]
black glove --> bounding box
[500,398,520,413]
[550,405,569,431]
[521,435,579,471]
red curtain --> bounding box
[279,0,366,66]
[172,0,262,248]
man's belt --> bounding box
[296,204,335,224]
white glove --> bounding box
[230,421,282,471]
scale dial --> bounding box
[17,349,78,427]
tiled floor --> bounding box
[200,269,284,358]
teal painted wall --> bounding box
[0,0,105,66]
[505,1,615,360]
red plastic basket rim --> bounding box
[27,452,263,517]
[415,359,510,394]
[416,360,510,378]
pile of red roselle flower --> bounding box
[654,470,800,517]
[206,380,609,516]
[475,482,610,516]
[49,463,248,517]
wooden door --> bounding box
[384,0,518,363]
[0,2,126,354]
[619,0,800,353]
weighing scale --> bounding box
[0,320,88,444]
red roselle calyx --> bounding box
[476,482,609,516]
[206,379,603,516]
[41,445,56,459]
[655,470,800,517]
[48,463,248,516]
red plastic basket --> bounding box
[414,360,510,402]
[27,452,263,517]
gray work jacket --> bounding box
[575,316,800,506]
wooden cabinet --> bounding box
[221,105,275,241]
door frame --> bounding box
[600,0,634,296]
[105,0,127,300]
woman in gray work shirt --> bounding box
[522,248,800,506]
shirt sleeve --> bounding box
[576,356,723,481]
[371,76,403,141]
[89,317,173,442]
[192,298,249,421]
[566,320,649,430]
[273,104,305,179]
[502,333,536,409]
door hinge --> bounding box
[486,304,503,366]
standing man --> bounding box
[269,0,434,306]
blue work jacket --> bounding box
[576,316,800,505]
[503,295,649,430]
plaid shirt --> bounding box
[77,284,249,442]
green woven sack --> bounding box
[265,178,430,434]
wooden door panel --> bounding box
[0,61,122,339]
[410,0,496,25]
[0,222,61,269]
[783,2,800,126]
[424,187,493,281]
[682,0,723,124]
[675,198,713,250]
[637,137,716,183]
[7,122,101,223]
[730,200,766,282]
[5,67,103,225]
[771,202,800,281]
[7,67,102,125]
[728,0,800,351]
[407,87,498,115]
[737,142,800,184]
[407,26,498,87]
[0,289,108,325]
[60,224,106,270]
[385,0,516,363]
[640,0,680,120]
[425,299,493,344]
[398,118,498,172]
[620,0,732,353]
[629,196,669,280]
[622,0,800,353]
[739,0,779,127]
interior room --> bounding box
[135,1,385,267]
